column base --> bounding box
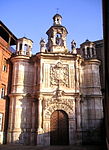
[0,132,3,144]
[7,131,22,144]
[7,130,37,145]
[37,128,44,145]
[76,129,82,145]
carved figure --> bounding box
[71,40,76,50]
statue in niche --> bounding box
[56,34,63,46]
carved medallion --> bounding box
[50,62,69,87]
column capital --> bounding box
[38,96,43,101]
[75,97,81,102]
[38,98,42,101]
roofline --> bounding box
[46,25,68,35]
[80,41,94,46]
[53,14,62,19]
[93,39,103,43]
[18,36,33,43]
[0,20,18,41]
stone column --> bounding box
[93,48,96,57]
[38,98,43,130]
[90,47,92,58]
[37,98,44,145]
[75,97,82,144]
[21,43,24,55]
[32,100,37,131]
[31,99,37,145]
[76,97,81,130]
[84,47,87,58]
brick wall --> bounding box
[0,37,12,138]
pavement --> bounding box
[0,145,107,150]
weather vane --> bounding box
[56,8,59,13]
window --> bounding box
[82,48,85,57]
[0,113,3,131]
[19,43,22,50]
[92,47,95,56]
[24,44,28,55]
[57,18,59,24]
[0,85,6,99]
[2,59,7,72]
[87,47,90,58]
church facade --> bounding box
[7,14,103,145]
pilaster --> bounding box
[37,98,44,145]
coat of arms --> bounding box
[50,62,69,87]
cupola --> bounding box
[53,14,62,26]
[80,39,96,59]
[16,37,33,57]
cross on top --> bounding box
[56,8,59,13]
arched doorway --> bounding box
[50,110,69,145]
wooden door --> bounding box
[50,110,69,145]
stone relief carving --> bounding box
[44,98,74,109]
[50,62,69,87]
[43,98,75,119]
[44,101,75,119]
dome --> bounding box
[53,14,62,20]
[53,14,62,26]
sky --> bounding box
[0,0,103,54]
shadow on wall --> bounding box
[19,97,38,145]
[3,59,13,144]
[18,109,69,145]
[82,120,105,145]
[6,99,105,146]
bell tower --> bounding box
[46,14,68,53]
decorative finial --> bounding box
[71,40,77,54]
[40,38,46,52]
[71,40,76,50]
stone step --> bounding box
[0,145,106,150]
